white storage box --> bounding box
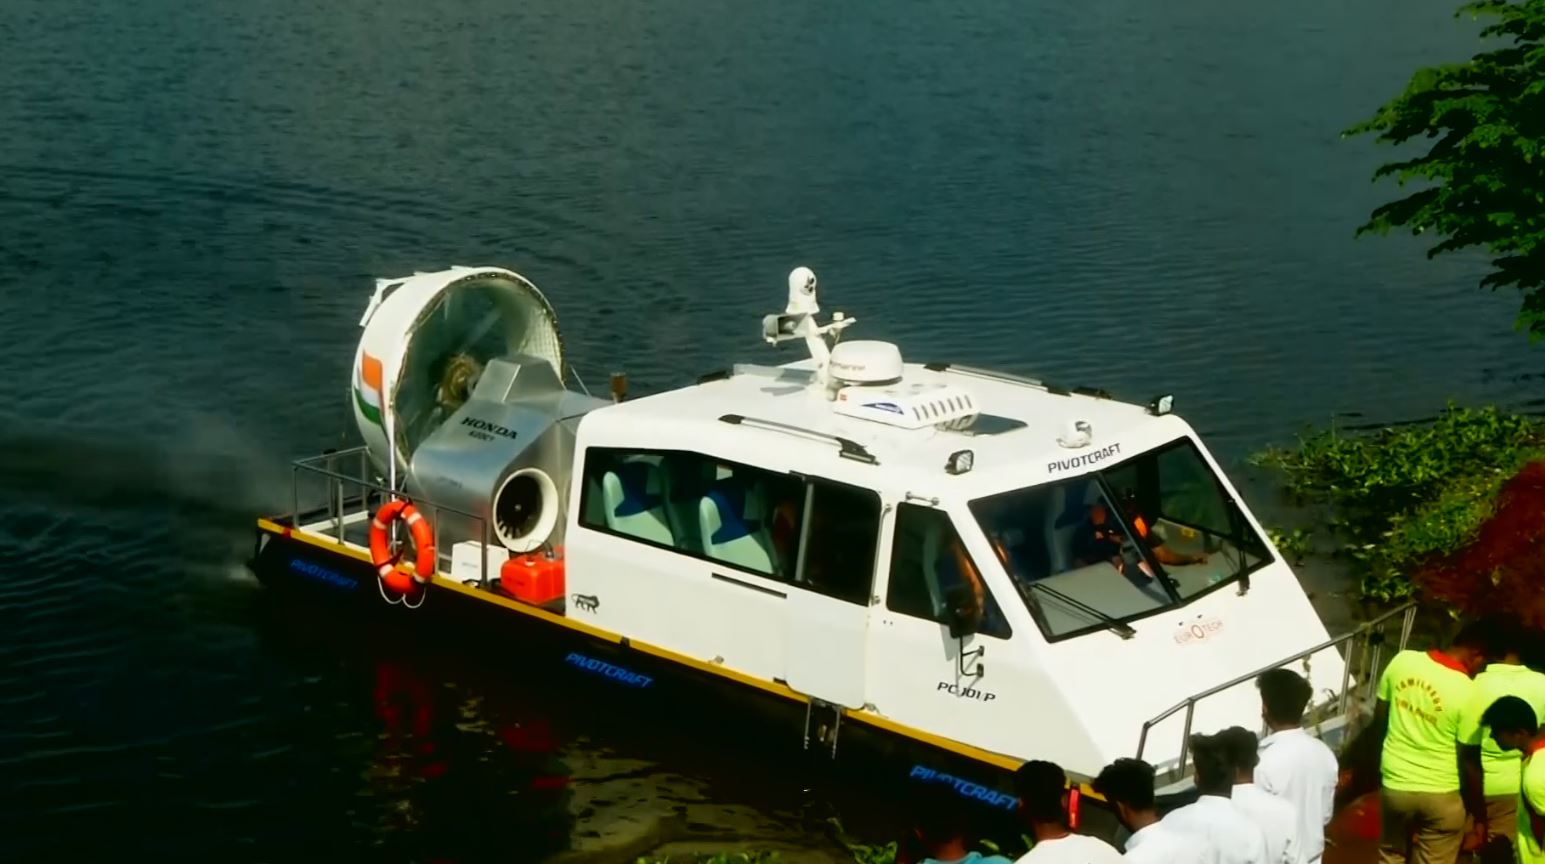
[449,541,509,585]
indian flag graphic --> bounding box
[355,352,384,427]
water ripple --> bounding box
[0,0,1533,859]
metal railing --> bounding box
[284,446,498,590]
[1136,601,1418,779]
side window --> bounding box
[577,447,805,579]
[886,503,1010,638]
[795,479,881,605]
[581,448,679,548]
[698,460,804,578]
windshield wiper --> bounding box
[1025,581,1136,640]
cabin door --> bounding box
[863,501,1045,761]
[784,590,869,708]
[781,478,882,709]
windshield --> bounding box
[968,437,1271,640]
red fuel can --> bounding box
[500,547,565,605]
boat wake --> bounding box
[0,423,290,526]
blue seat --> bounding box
[602,459,675,546]
[698,480,774,574]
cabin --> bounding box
[559,350,1340,778]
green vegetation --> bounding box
[635,854,785,864]
[827,818,898,864]
[826,817,1027,864]
[1264,527,1311,567]
[1343,0,1545,338]
[1251,404,1545,601]
[632,820,1031,864]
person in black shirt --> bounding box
[1071,501,1136,572]
[1071,498,1206,581]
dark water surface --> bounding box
[2,0,1541,860]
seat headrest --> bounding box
[611,462,663,517]
[1053,479,1101,529]
[705,482,762,544]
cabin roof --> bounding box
[580,358,1192,496]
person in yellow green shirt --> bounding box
[1479,695,1545,864]
[1374,622,1488,864]
[1457,616,1545,853]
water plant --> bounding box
[827,816,898,864]
[1250,403,1545,601]
[635,853,785,864]
[1264,527,1311,567]
[823,816,1029,864]
[633,817,1038,864]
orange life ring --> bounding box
[369,499,435,594]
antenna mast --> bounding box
[761,267,856,399]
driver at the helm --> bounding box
[1071,500,1136,573]
[1073,492,1207,577]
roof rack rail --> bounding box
[923,362,1071,396]
[718,414,878,465]
[698,365,817,386]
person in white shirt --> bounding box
[1254,668,1339,863]
[1092,757,1214,863]
[1011,760,1125,864]
[1163,732,1271,864]
[1221,726,1306,864]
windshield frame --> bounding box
[967,435,1275,643]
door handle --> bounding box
[711,572,787,599]
[956,637,985,679]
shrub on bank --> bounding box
[1250,404,1545,603]
[1414,460,1545,627]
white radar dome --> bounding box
[828,340,903,385]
